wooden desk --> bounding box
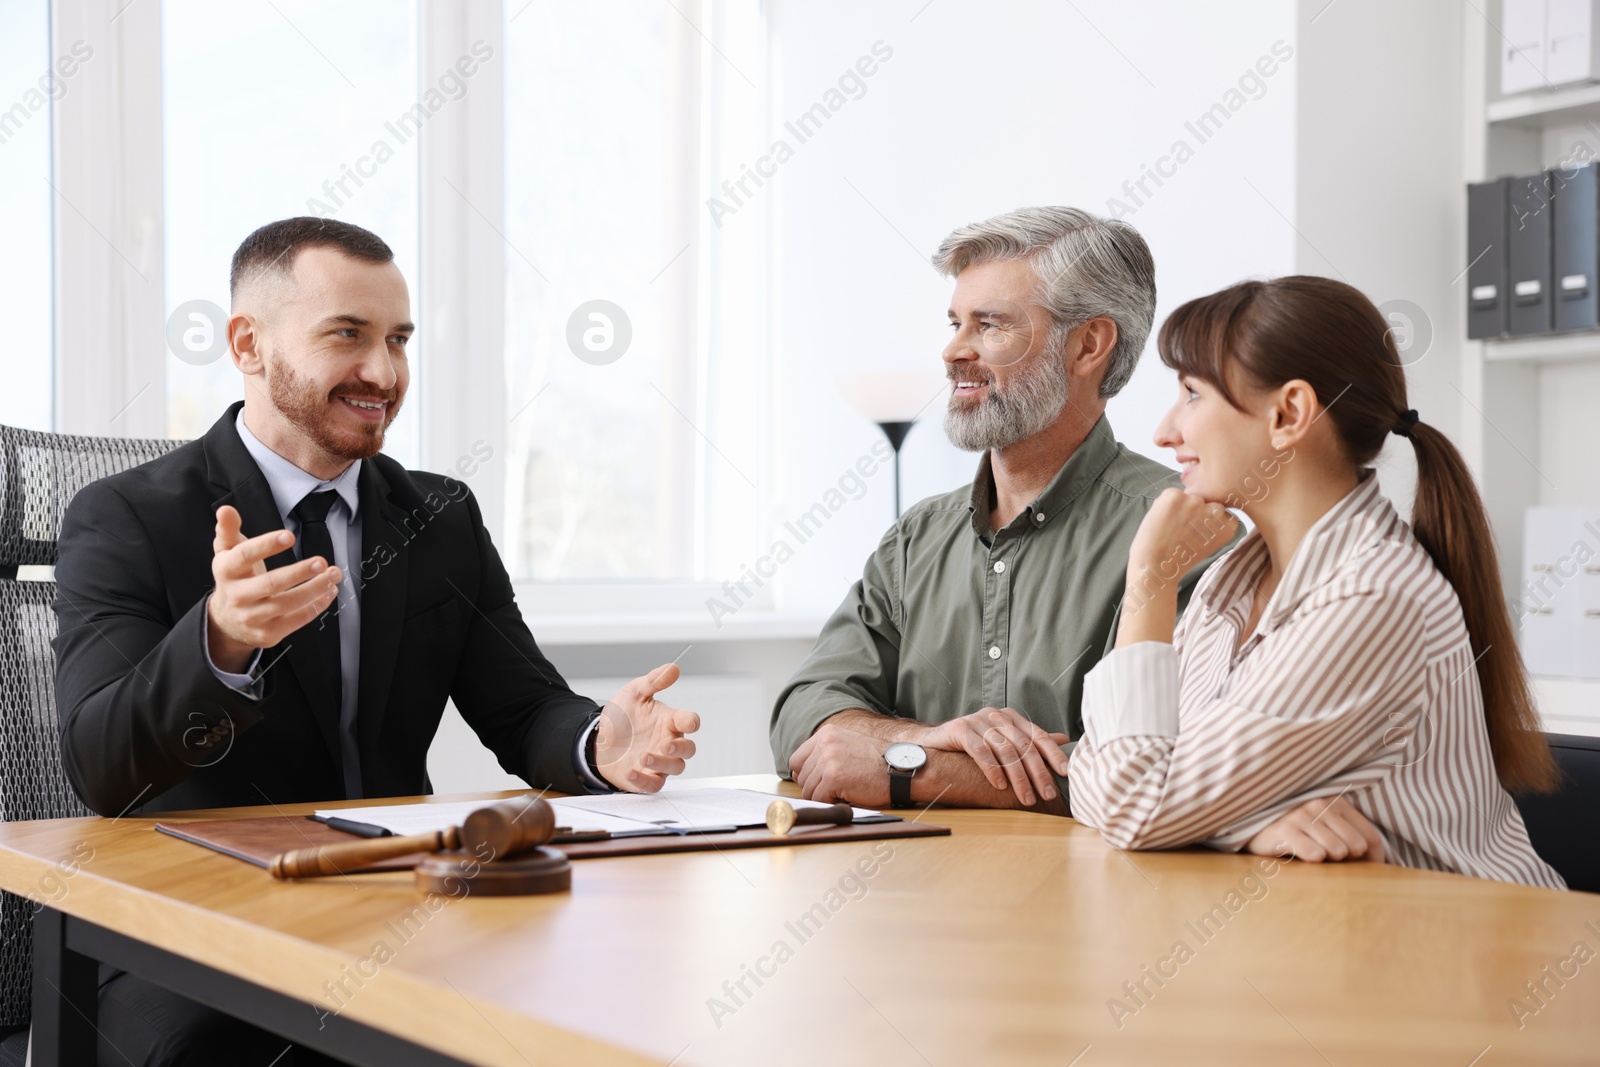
[1,775,1596,1065]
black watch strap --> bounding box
[584,718,607,785]
[889,767,914,808]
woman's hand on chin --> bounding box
[1126,487,1239,588]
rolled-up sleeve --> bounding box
[1068,586,1424,851]
[769,525,904,773]
[1079,641,1180,742]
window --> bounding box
[52,0,770,607]
[162,0,420,465]
[500,0,770,588]
[0,0,55,431]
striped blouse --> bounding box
[1067,474,1563,888]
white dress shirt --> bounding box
[206,411,612,795]
[207,411,364,797]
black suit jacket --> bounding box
[53,402,601,816]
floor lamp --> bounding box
[834,372,947,519]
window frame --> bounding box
[52,0,165,439]
[51,0,773,617]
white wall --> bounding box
[426,636,818,792]
[1292,0,1467,515]
[427,0,1310,787]
[762,0,1300,618]
[435,1,1517,785]
[434,1,1572,785]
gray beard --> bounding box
[943,350,1071,452]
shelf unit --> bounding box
[1482,331,1600,362]
[1486,80,1600,126]
[1465,4,1600,725]
[1534,679,1600,738]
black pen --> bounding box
[318,815,392,838]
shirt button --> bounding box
[1034,512,1046,523]
[988,646,1002,660]
[993,561,1006,574]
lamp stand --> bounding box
[876,420,914,518]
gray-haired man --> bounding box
[772,206,1228,814]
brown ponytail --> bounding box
[1157,276,1557,793]
[1404,422,1555,791]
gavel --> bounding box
[270,796,557,880]
[766,799,855,836]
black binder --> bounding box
[1508,171,1555,336]
[1467,177,1509,339]
[1553,162,1599,332]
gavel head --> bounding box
[460,796,556,860]
[766,799,799,836]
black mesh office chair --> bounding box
[0,425,185,1065]
[1515,732,1600,894]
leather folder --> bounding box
[156,812,951,875]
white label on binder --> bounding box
[1562,273,1590,291]
[1471,284,1498,301]
[1515,279,1543,297]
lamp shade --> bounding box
[833,371,949,424]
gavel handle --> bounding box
[794,803,854,828]
[270,826,461,880]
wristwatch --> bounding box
[883,742,927,809]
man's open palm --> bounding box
[596,663,700,792]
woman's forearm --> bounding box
[1116,562,1180,648]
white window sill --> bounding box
[519,611,827,647]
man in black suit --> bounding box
[53,217,699,1066]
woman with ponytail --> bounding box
[1067,275,1561,887]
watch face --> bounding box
[884,742,927,771]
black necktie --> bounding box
[290,489,342,693]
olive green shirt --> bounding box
[770,416,1221,774]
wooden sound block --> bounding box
[413,847,572,897]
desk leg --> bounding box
[31,907,97,1067]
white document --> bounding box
[554,788,884,831]
[315,788,886,838]
[315,799,484,836]
[314,798,669,838]
[546,800,678,836]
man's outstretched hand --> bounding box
[596,663,701,792]
[207,504,342,674]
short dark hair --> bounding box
[229,217,394,300]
